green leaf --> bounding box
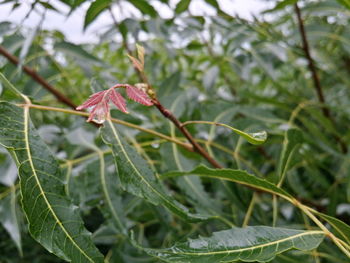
[0,102,104,263]
[55,41,103,64]
[175,0,191,14]
[128,0,157,17]
[94,152,126,234]
[101,120,209,222]
[133,226,324,262]
[336,0,350,9]
[184,121,267,145]
[276,128,303,184]
[0,186,22,255]
[204,0,219,9]
[314,211,350,244]
[162,165,292,200]
[83,0,111,30]
[263,0,298,13]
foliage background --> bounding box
[0,0,350,262]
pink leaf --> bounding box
[76,90,105,110]
[110,89,128,113]
[87,100,109,123]
[126,86,153,106]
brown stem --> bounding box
[0,45,77,109]
[152,99,223,168]
[108,11,223,168]
[294,4,347,153]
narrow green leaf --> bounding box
[55,41,103,64]
[276,128,303,184]
[0,102,104,263]
[175,0,191,14]
[83,0,111,30]
[162,165,292,200]
[133,226,324,263]
[95,153,126,234]
[128,0,157,17]
[0,72,26,100]
[184,121,267,145]
[101,120,209,222]
[0,186,22,255]
[204,0,219,9]
[314,211,350,244]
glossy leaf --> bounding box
[184,121,267,145]
[162,165,292,200]
[0,102,104,263]
[101,120,209,222]
[133,226,324,263]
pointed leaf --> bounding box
[110,89,128,113]
[162,165,292,200]
[0,102,104,263]
[76,90,105,110]
[136,44,145,67]
[127,0,158,17]
[175,0,191,14]
[127,54,144,72]
[55,41,103,64]
[83,0,111,30]
[126,86,153,106]
[101,121,209,222]
[204,0,219,9]
[314,211,350,244]
[277,129,303,182]
[184,121,267,145]
[133,226,324,263]
[85,157,126,234]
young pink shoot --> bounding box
[76,83,153,124]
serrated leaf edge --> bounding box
[23,106,96,263]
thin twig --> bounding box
[16,103,194,152]
[151,99,222,168]
[294,3,347,153]
[0,45,77,109]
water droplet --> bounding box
[93,118,106,124]
[151,143,159,148]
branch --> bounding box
[108,9,223,168]
[16,103,194,152]
[294,3,347,153]
[0,45,77,109]
[152,99,222,168]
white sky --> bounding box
[0,0,271,43]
